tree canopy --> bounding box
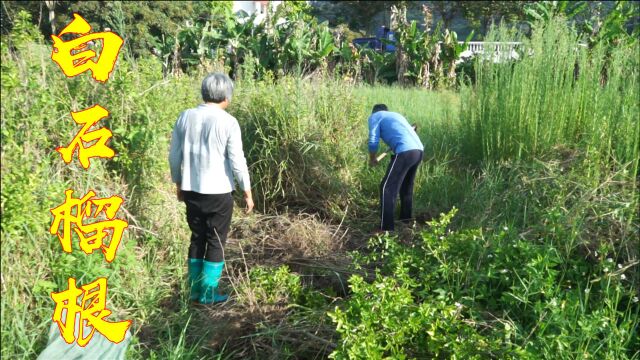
[1,1,231,56]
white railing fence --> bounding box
[448,41,524,64]
[460,41,523,54]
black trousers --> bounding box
[380,149,423,231]
[184,191,233,262]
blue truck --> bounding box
[352,26,396,52]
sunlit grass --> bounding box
[1,17,638,359]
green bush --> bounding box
[330,209,639,359]
[242,265,303,306]
[1,26,197,358]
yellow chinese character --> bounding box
[51,277,131,346]
[56,104,115,169]
[49,189,128,263]
[51,13,123,83]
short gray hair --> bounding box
[201,73,234,103]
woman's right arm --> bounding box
[226,120,253,213]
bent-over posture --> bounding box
[368,104,424,231]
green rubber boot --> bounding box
[199,261,228,304]
[188,258,203,301]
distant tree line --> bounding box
[2,1,637,88]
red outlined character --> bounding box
[51,13,123,83]
[51,277,132,346]
[56,104,115,169]
[49,189,128,263]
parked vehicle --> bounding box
[352,26,396,52]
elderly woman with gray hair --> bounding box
[169,73,254,304]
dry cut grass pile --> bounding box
[177,211,363,358]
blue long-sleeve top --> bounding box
[368,111,424,154]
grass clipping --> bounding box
[229,211,348,263]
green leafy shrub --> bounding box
[243,265,302,306]
[330,209,639,359]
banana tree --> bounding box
[244,30,270,77]
[225,20,245,77]
[361,48,395,85]
[394,18,445,88]
[176,23,203,68]
[335,42,362,83]
[440,29,474,87]
[311,22,338,69]
[395,20,420,84]
[281,18,313,74]
[149,33,176,76]
[391,4,411,86]
[416,21,442,89]
[581,1,639,48]
[176,21,223,69]
[524,1,588,31]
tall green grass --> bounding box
[328,19,639,359]
[231,77,364,217]
[2,14,638,360]
[1,23,209,358]
[461,18,640,178]
[455,18,639,256]
[229,78,470,225]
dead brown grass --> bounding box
[184,211,360,359]
[228,211,350,263]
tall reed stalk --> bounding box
[461,18,640,180]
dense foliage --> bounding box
[1,6,638,360]
[2,1,638,88]
[327,15,639,360]
[332,208,638,359]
